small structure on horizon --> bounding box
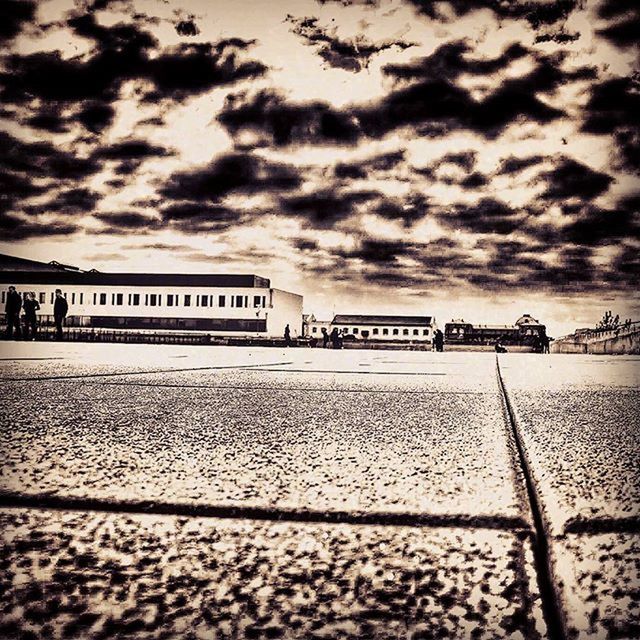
[445,314,547,349]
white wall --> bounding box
[267,289,303,338]
[331,322,435,342]
[2,283,302,337]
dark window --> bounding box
[132,294,140,306]
[1,292,4,304]
[403,329,409,336]
[196,295,200,307]
[149,294,158,307]
[413,329,419,336]
[423,329,429,335]
[219,295,225,307]
[184,295,191,307]
[312,327,317,333]
[373,328,379,335]
[254,295,262,307]
[353,328,359,334]
[167,294,174,307]
[145,294,149,306]
[99,293,107,305]
[383,328,388,335]
[393,328,399,336]
[115,293,123,305]
[72,293,76,304]
[236,295,243,307]
[39,292,45,303]
[92,293,96,305]
[201,295,208,307]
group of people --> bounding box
[4,286,68,340]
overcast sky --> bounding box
[1,0,638,335]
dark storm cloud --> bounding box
[497,155,547,174]
[280,189,377,228]
[0,0,36,43]
[538,158,614,201]
[0,213,79,240]
[286,15,414,72]
[534,30,580,44]
[175,18,200,37]
[160,202,246,232]
[94,211,161,233]
[161,153,302,202]
[25,109,70,133]
[595,0,640,49]
[24,188,102,216]
[559,199,640,246]
[367,43,595,139]
[439,198,528,235]
[93,140,174,161]
[219,89,360,147]
[220,42,595,146]
[373,192,430,225]
[78,102,116,133]
[337,238,411,263]
[334,150,405,180]
[582,77,640,173]
[406,0,578,29]
[382,40,528,81]
[0,132,103,217]
[0,14,267,124]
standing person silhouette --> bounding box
[321,327,329,348]
[4,286,22,339]
[53,289,68,340]
[22,292,40,340]
[284,324,292,347]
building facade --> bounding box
[444,314,546,347]
[0,254,302,337]
[330,314,437,342]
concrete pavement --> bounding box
[0,343,638,639]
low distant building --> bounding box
[445,314,546,347]
[304,314,332,338]
[0,253,302,338]
[331,314,437,343]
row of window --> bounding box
[1,290,267,310]
[311,326,430,337]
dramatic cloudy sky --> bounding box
[1,0,638,335]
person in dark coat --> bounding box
[53,289,68,340]
[284,324,291,347]
[321,327,329,348]
[330,327,340,349]
[22,292,40,340]
[433,329,444,352]
[5,286,22,339]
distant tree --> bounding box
[596,310,620,330]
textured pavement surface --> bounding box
[1,343,638,639]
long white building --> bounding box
[0,253,302,338]
[306,314,437,343]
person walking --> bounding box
[53,289,68,340]
[284,324,292,347]
[22,292,40,340]
[4,286,22,339]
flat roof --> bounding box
[333,314,433,326]
[0,253,271,288]
[0,271,271,288]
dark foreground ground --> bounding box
[0,344,638,639]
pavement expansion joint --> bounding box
[0,491,533,532]
[496,355,567,640]
[562,515,640,535]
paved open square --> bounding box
[1,344,638,639]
